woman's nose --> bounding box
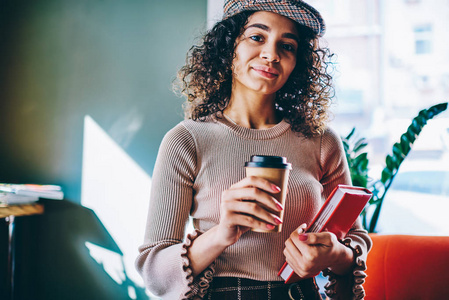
[260,43,280,63]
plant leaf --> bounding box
[409,119,421,135]
[368,102,448,233]
[381,168,392,184]
[400,134,411,154]
[352,174,368,188]
[385,155,397,171]
[345,127,356,140]
[405,129,417,143]
[415,115,427,127]
[392,143,406,161]
[359,156,369,170]
[354,140,368,153]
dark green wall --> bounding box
[0,0,206,299]
[0,0,206,202]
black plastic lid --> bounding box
[245,155,291,169]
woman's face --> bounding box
[231,11,299,96]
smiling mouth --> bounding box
[252,67,279,79]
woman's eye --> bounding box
[249,35,263,42]
[282,44,296,52]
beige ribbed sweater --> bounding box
[136,116,371,300]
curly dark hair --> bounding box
[177,11,335,137]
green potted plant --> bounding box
[342,102,448,233]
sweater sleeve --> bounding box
[135,123,214,299]
[319,128,372,300]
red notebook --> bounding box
[278,184,372,284]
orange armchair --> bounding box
[364,234,449,299]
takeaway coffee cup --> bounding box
[245,155,291,233]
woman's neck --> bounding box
[224,91,280,129]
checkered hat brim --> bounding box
[223,0,325,36]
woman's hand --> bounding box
[283,224,355,278]
[217,176,284,246]
[187,176,284,277]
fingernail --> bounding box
[275,202,284,211]
[298,233,308,241]
[266,224,275,229]
[274,216,283,225]
[297,224,307,234]
[272,184,281,192]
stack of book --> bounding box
[0,183,64,205]
[278,185,372,284]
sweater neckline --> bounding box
[213,115,291,140]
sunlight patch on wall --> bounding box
[85,241,127,285]
[81,115,151,287]
[85,241,137,299]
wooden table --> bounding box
[0,203,44,300]
[0,203,44,218]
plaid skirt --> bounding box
[204,277,323,300]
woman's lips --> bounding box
[252,66,279,79]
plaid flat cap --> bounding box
[223,0,325,36]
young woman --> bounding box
[136,1,371,299]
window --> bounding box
[414,24,433,55]
[307,0,449,235]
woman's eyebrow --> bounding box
[245,23,299,42]
[246,23,270,31]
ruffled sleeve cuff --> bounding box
[322,237,367,300]
[180,230,216,300]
